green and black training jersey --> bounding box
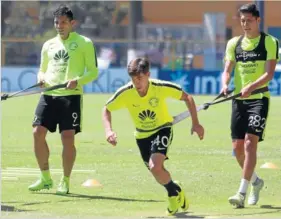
[38,32,99,96]
[224,32,280,99]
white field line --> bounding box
[2,172,45,176]
[5,167,96,173]
[2,167,96,178]
[2,176,19,181]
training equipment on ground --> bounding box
[82,179,102,187]
[260,162,279,169]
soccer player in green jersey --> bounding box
[102,58,204,215]
[221,3,280,208]
[28,5,98,195]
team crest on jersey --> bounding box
[138,110,156,121]
[149,97,159,107]
[69,42,78,51]
[54,50,69,63]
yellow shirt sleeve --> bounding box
[106,87,128,111]
[265,35,280,61]
[159,81,183,100]
[224,37,239,62]
[37,42,49,82]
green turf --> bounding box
[1,94,281,218]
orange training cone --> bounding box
[260,162,279,169]
[82,179,102,187]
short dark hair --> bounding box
[239,3,260,17]
[127,58,150,76]
[53,5,74,20]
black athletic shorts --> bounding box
[32,95,82,134]
[231,97,269,142]
[136,127,173,168]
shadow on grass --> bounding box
[174,212,205,218]
[1,205,31,212]
[213,205,281,217]
[36,192,164,203]
[22,201,51,206]
[2,201,51,206]
[147,212,205,218]
[260,205,281,210]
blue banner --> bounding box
[1,67,158,93]
[159,70,281,95]
[2,67,281,95]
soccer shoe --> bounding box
[248,178,264,205]
[28,178,53,191]
[228,193,245,208]
[56,177,70,195]
[166,195,180,216]
[174,181,189,211]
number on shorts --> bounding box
[248,115,266,129]
[72,112,78,127]
[150,135,169,149]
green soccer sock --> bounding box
[63,176,69,182]
[41,170,51,181]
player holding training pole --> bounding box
[102,58,204,215]
[222,3,280,208]
[28,5,98,195]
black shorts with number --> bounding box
[136,127,173,168]
[32,95,82,134]
[231,97,269,142]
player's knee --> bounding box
[33,126,47,140]
[244,139,257,154]
[149,162,163,174]
[61,130,75,148]
[61,130,75,140]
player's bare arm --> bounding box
[102,106,117,146]
[180,91,204,140]
[221,60,235,95]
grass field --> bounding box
[1,94,281,219]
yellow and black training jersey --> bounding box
[106,79,183,139]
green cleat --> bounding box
[228,193,245,208]
[56,176,70,195]
[174,181,189,211]
[166,195,180,216]
[28,178,53,192]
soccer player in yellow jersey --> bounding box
[102,58,204,215]
[221,3,280,208]
[28,5,98,194]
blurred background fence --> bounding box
[1,1,281,94]
[1,38,207,70]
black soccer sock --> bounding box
[164,180,181,197]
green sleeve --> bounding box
[265,36,280,61]
[77,40,99,86]
[38,42,49,81]
[224,37,239,62]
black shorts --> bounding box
[32,95,82,134]
[136,127,173,168]
[231,97,269,142]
